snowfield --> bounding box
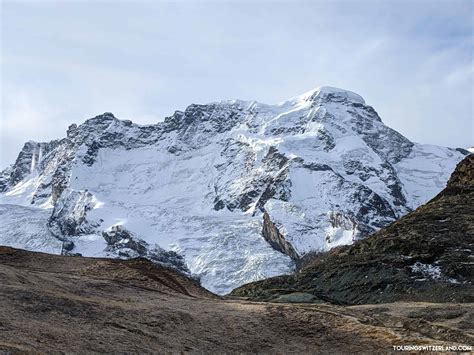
[0,204,61,254]
[0,86,465,293]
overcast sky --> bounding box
[1,0,472,168]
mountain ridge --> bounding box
[0,86,466,293]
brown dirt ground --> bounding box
[0,246,472,353]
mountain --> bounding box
[0,86,466,294]
[231,155,474,304]
[1,246,472,352]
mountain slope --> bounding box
[231,155,474,304]
[0,86,466,293]
[1,246,472,352]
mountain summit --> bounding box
[0,87,466,293]
[287,86,366,105]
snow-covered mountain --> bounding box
[0,86,466,294]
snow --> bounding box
[0,204,61,254]
[68,145,294,294]
[73,234,108,257]
[324,225,355,247]
[0,172,52,208]
[285,86,366,105]
[395,144,461,208]
[264,166,362,254]
[0,86,465,294]
[411,261,459,284]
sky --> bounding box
[1,0,472,168]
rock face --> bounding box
[102,225,190,274]
[48,189,99,237]
[231,156,474,304]
[442,155,474,194]
[262,211,299,260]
[0,86,466,293]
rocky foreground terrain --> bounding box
[232,155,474,305]
[0,246,472,353]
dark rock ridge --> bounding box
[48,189,98,237]
[102,225,149,256]
[101,225,190,275]
[231,155,474,304]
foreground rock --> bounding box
[231,155,474,305]
[0,246,472,353]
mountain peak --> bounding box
[82,112,116,124]
[0,86,465,295]
[288,86,366,105]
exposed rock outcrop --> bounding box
[262,211,299,260]
[48,189,99,237]
[102,225,149,256]
[103,225,190,275]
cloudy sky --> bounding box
[1,0,472,168]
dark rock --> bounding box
[48,189,98,237]
[213,198,226,211]
[9,142,38,186]
[62,241,75,252]
[102,225,148,256]
[147,248,189,275]
[67,124,78,138]
[102,225,190,275]
[0,166,12,193]
[455,148,470,155]
[262,211,299,260]
[82,141,103,166]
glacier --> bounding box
[0,86,466,294]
